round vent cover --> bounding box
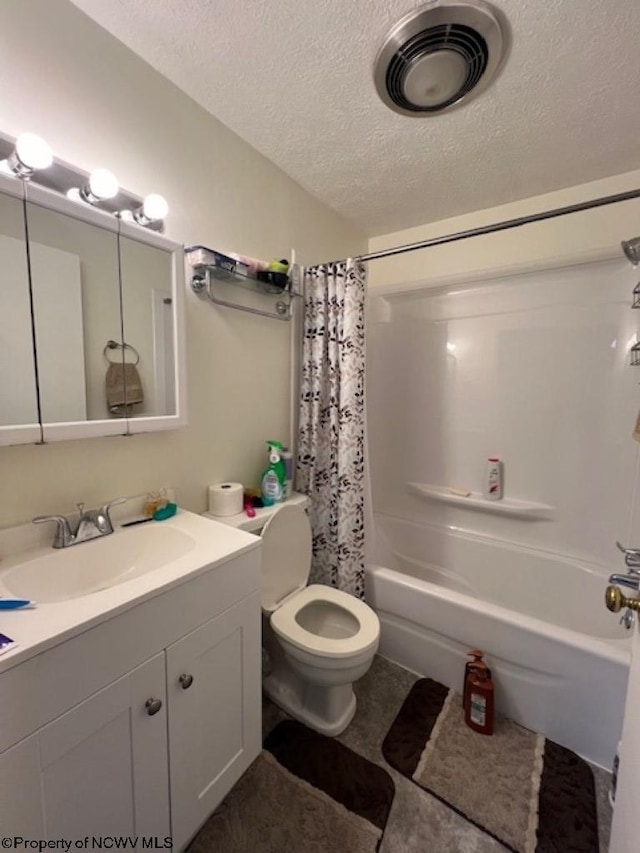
[374,0,507,116]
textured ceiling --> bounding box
[70,0,640,236]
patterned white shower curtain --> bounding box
[296,259,366,598]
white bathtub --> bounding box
[366,513,631,768]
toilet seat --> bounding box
[260,505,379,659]
[270,584,380,659]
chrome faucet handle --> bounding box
[32,514,73,548]
[615,541,640,571]
[98,497,128,532]
[616,541,640,557]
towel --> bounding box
[106,362,144,414]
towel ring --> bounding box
[103,339,140,366]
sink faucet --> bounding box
[33,498,127,548]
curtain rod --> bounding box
[356,188,640,263]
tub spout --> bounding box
[608,573,640,591]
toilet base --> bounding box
[263,670,357,737]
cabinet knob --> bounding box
[179,673,194,690]
[145,697,163,716]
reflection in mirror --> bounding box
[119,233,176,417]
[0,189,39,427]
[24,202,123,423]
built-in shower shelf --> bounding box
[407,483,554,518]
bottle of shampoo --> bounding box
[483,457,503,500]
[463,650,490,714]
[465,662,494,735]
[261,440,286,506]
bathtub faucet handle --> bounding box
[615,541,640,570]
[616,541,640,556]
[605,585,640,614]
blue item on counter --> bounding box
[153,502,178,520]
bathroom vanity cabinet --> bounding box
[0,547,261,849]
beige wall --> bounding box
[368,170,640,289]
[0,0,366,527]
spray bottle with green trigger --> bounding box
[261,440,286,506]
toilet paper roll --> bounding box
[208,482,243,517]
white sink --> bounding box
[0,524,196,603]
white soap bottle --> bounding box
[281,446,293,499]
[484,457,503,500]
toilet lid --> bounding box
[260,504,311,612]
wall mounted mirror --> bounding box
[0,180,41,443]
[0,169,186,446]
[25,191,122,427]
[118,225,177,420]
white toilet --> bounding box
[258,503,380,736]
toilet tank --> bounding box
[202,492,310,534]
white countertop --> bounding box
[0,508,259,674]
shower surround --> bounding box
[365,254,639,767]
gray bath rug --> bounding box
[382,678,598,852]
[189,719,395,853]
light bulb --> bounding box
[88,168,118,200]
[5,132,53,178]
[133,193,169,227]
[66,188,82,202]
[15,133,53,171]
[79,168,119,204]
[142,193,168,221]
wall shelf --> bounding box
[186,245,301,321]
[407,482,555,518]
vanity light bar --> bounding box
[0,130,168,230]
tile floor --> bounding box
[262,655,613,853]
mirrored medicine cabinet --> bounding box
[0,172,186,446]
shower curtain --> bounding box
[296,259,367,598]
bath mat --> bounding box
[189,719,395,853]
[382,678,598,853]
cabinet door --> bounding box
[166,592,261,849]
[0,733,44,835]
[37,652,169,839]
